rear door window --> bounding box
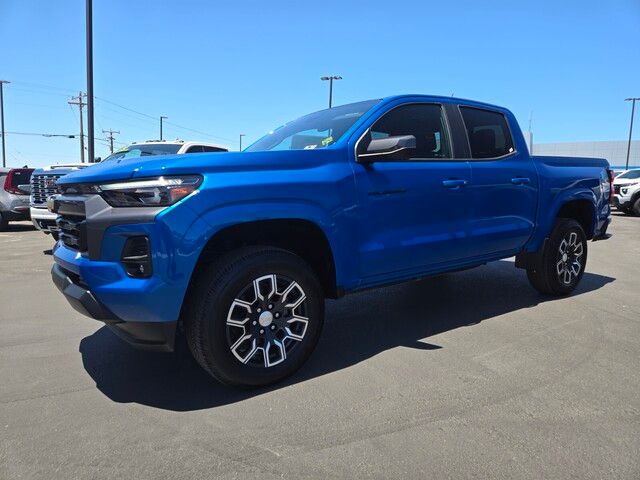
[186,146,205,153]
[460,107,515,159]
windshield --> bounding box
[617,169,640,180]
[245,99,380,152]
[102,143,182,162]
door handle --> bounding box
[511,177,531,185]
[442,179,468,189]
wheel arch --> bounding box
[555,199,597,239]
[188,218,339,299]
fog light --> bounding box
[121,236,152,278]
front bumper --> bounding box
[49,192,209,353]
[51,263,177,351]
[30,206,58,232]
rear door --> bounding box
[456,106,538,258]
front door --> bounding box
[352,102,472,282]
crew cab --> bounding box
[49,95,613,387]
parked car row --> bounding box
[2,140,230,232]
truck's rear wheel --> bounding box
[526,218,587,296]
[184,247,324,388]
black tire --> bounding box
[51,231,60,241]
[632,197,640,216]
[184,246,324,388]
[0,212,7,231]
[526,218,588,296]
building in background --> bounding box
[531,140,640,169]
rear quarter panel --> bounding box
[526,156,610,251]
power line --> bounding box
[5,131,77,137]
[11,80,78,94]
[9,80,235,144]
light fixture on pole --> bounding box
[320,75,342,108]
[160,116,168,141]
[624,97,639,171]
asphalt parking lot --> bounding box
[1,215,639,479]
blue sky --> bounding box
[1,0,639,167]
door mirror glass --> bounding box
[357,135,416,162]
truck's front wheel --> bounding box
[526,218,588,296]
[184,247,324,388]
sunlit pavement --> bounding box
[1,215,638,479]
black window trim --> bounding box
[456,104,518,161]
[353,102,460,163]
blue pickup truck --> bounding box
[50,95,613,387]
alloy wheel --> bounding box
[556,231,584,285]
[225,274,309,368]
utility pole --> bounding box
[0,80,9,168]
[68,92,87,163]
[102,129,120,153]
[624,97,639,170]
[86,0,95,164]
[320,75,342,108]
[160,115,168,140]
[239,134,245,151]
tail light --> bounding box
[607,169,615,203]
[3,168,34,195]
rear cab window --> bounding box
[460,106,515,159]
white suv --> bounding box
[612,169,640,216]
[101,140,229,163]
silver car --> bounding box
[0,168,34,230]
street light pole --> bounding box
[160,115,168,140]
[320,75,342,108]
[624,97,639,171]
[0,80,9,168]
[239,134,245,151]
[86,0,95,163]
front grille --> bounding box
[31,174,63,205]
[56,209,87,252]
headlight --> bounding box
[98,175,202,207]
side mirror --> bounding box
[357,135,416,163]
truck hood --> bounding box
[57,150,343,185]
[32,164,92,176]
